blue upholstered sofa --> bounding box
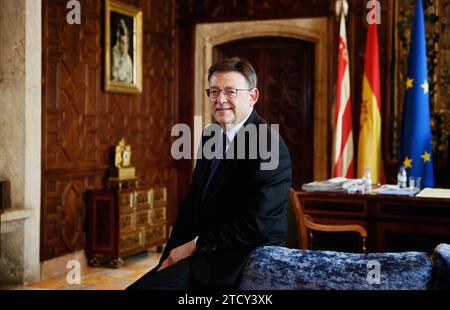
[239,243,450,290]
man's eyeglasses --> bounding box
[205,88,251,99]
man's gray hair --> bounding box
[208,57,257,89]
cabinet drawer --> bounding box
[153,187,167,206]
[136,209,150,226]
[144,225,166,246]
[119,192,134,208]
[149,207,166,225]
[120,213,135,232]
[302,199,367,216]
[119,229,144,254]
[377,201,450,222]
[119,191,135,215]
[135,189,153,209]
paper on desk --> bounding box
[377,185,420,196]
[327,177,348,183]
[416,188,450,198]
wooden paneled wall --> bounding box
[41,0,395,261]
[41,0,177,260]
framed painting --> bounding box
[105,0,142,94]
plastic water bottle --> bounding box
[363,168,372,193]
[397,165,407,189]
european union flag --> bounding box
[398,0,434,188]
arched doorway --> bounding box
[214,36,314,186]
[194,18,330,183]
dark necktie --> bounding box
[201,132,227,201]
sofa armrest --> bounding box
[433,243,450,289]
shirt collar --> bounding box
[221,109,253,143]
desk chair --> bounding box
[289,188,367,253]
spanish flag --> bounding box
[357,21,382,183]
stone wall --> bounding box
[0,0,41,284]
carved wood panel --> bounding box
[41,0,177,260]
[179,0,334,22]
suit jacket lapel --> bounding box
[193,129,216,205]
[200,155,235,204]
[193,156,211,204]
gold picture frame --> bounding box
[105,0,142,94]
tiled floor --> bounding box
[5,250,161,290]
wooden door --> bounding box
[214,36,315,187]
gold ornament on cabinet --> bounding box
[109,138,137,189]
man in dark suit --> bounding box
[127,57,291,289]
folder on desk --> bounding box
[301,178,362,193]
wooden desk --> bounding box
[296,191,450,253]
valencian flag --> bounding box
[357,18,382,183]
[333,10,354,178]
[399,0,434,187]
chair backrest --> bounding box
[289,188,368,253]
[289,188,308,250]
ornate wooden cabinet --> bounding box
[86,187,167,267]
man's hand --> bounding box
[158,239,196,272]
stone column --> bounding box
[0,0,42,284]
